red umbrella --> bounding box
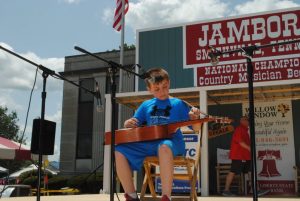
[0,136,31,160]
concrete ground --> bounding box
[1,194,299,201]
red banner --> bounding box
[197,57,300,86]
[184,8,300,87]
[258,180,295,195]
[185,8,300,68]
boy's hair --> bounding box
[144,68,169,87]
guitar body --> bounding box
[105,125,172,145]
[104,118,221,145]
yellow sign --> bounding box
[208,124,234,139]
[44,159,49,168]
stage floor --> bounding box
[1,194,299,201]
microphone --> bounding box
[208,46,220,66]
[140,72,151,79]
[135,64,151,80]
[95,82,103,112]
[74,46,89,54]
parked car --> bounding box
[0,185,31,198]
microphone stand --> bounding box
[209,39,300,201]
[74,46,145,201]
[0,45,99,201]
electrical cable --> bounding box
[18,67,38,150]
[114,162,121,201]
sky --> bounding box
[0,0,299,162]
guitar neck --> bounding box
[168,117,214,133]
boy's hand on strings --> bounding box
[189,107,200,120]
[189,107,201,132]
[124,118,139,128]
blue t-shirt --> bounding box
[115,97,190,170]
[133,97,190,136]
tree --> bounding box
[0,106,29,174]
[106,43,136,52]
[123,43,136,50]
[0,106,22,142]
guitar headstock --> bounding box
[209,115,233,124]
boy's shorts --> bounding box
[115,135,185,171]
[230,160,251,174]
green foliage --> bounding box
[107,43,136,52]
[19,169,57,189]
[0,160,32,176]
[18,172,102,194]
[0,106,29,173]
[19,169,53,184]
[67,172,103,194]
[48,176,70,190]
[122,43,136,50]
[0,106,21,142]
[22,176,38,188]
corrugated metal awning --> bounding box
[116,83,300,109]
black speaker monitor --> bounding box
[31,119,56,155]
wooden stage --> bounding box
[1,194,299,201]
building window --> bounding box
[76,78,94,159]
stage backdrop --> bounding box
[138,7,300,89]
[243,100,296,195]
[137,7,300,195]
[184,8,300,86]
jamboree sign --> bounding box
[183,8,300,86]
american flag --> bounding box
[113,0,129,31]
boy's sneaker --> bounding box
[222,191,236,196]
[124,193,140,201]
[161,195,170,201]
[257,189,269,197]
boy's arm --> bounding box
[124,118,139,128]
[239,141,251,151]
[124,101,146,128]
[189,107,201,132]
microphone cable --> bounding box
[18,67,38,150]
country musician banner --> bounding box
[243,100,296,195]
[183,7,300,86]
[197,57,300,86]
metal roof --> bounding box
[116,83,300,109]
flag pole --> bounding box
[119,0,125,92]
[118,0,125,129]
[115,0,126,197]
